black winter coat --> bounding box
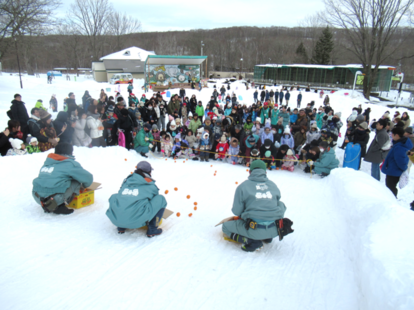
[230,128,246,145]
[275,145,289,167]
[54,111,73,144]
[350,129,370,157]
[0,132,12,156]
[10,100,29,132]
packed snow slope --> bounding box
[0,74,414,309]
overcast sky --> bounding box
[60,0,324,32]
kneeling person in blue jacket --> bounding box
[32,143,93,215]
[223,160,287,252]
[106,161,167,238]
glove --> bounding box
[149,144,153,149]
[307,160,314,167]
[145,137,149,141]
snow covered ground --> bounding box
[1,74,414,309]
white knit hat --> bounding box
[29,136,38,144]
[188,111,193,117]
[256,117,261,123]
[284,126,290,134]
[287,149,293,156]
[9,138,23,150]
[170,120,176,128]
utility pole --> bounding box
[201,41,205,80]
[240,58,243,79]
[14,37,23,89]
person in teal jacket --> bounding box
[134,123,154,157]
[316,109,325,129]
[270,107,279,127]
[279,106,290,129]
[222,160,287,252]
[32,143,93,215]
[127,82,134,95]
[260,103,271,125]
[308,141,339,176]
[106,161,167,237]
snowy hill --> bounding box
[1,74,414,309]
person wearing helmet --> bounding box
[222,160,288,252]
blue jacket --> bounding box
[254,92,258,99]
[290,114,298,124]
[106,173,167,229]
[280,133,294,149]
[297,93,302,102]
[381,137,413,177]
[279,91,284,100]
[32,154,93,197]
[285,92,290,100]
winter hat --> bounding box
[250,159,266,172]
[197,127,204,134]
[251,149,260,156]
[264,139,272,149]
[107,105,115,113]
[265,122,271,129]
[135,161,154,174]
[175,118,181,125]
[274,141,281,148]
[203,132,209,139]
[175,133,181,141]
[334,112,342,118]
[188,111,193,117]
[265,150,271,158]
[144,123,152,130]
[231,138,239,147]
[358,122,368,130]
[213,116,217,120]
[405,127,413,134]
[9,138,23,150]
[284,126,291,135]
[151,124,158,130]
[120,109,129,116]
[264,102,269,107]
[55,142,73,156]
[39,109,51,120]
[220,135,226,142]
[256,117,261,123]
[356,115,365,122]
[214,133,221,141]
[287,149,293,156]
[170,120,176,129]
[169,115,174,121]
[26,134,33,144]
[311,123,318,129]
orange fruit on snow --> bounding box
[175,161,176,163]
[165,190,169,194]
[135,166,137,168]
[165,159,167,161]
[194,202,198,206]
[235,182,238,184]
[125,158,127,161]
[186,195,190,199]
[246,169,249,172]
[210,165,213,167]
[194,206,197,211]
[131,172,133,174]
[186,159,188,161]
[183,161,185,163]
[188,213,193,217]
[174,187,178,191]
[176,212,181,217]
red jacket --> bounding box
[216,142,229,156]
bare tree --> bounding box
[70,0,112,61]
[107,12,141,51]
[0,0,60,60]
[320,0,414,99]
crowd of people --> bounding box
[1,84,414,210]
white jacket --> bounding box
[73,118,92,146]
[87,116,103,139]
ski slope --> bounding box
[0,74,414,309]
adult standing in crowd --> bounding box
[10,94,29,141]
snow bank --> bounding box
[329,168,414,310]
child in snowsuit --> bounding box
[246,148,261,167]
[27,136,41,154]
[280,127,294,150]
[186,112,193,128]
[215,135,229,160]
[161,133,173,157]
[186,130,197,156]
[199,132,211,162]
[243,117,253,135]
[227,138,240,165]
[281,149,296,172]
[151,125,161,152]
[6,138,27,156]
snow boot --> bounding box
[319,172,329,178]
[146,208,165,238]
[229,233,263,252]
[192,157,199,161]
[140,152,148,158]
[204,155,209,162]
[117,227,126,234]
[53,204,74,215]
[262,238,273,244]
[200,157,205,162]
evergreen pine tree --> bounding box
[294,42,308,64]
[311,26,334,65]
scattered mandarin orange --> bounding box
[165,190,169,194]
[235,182,238,184]
[183,161,185,163]
[176,212,180,217]
[194,202,198,206]
[194,207,197,211]
[188,213,193,217]
[165,159,167,161]
[174,187,178,191]
[186,195,190,199]
[125,158,127,161]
